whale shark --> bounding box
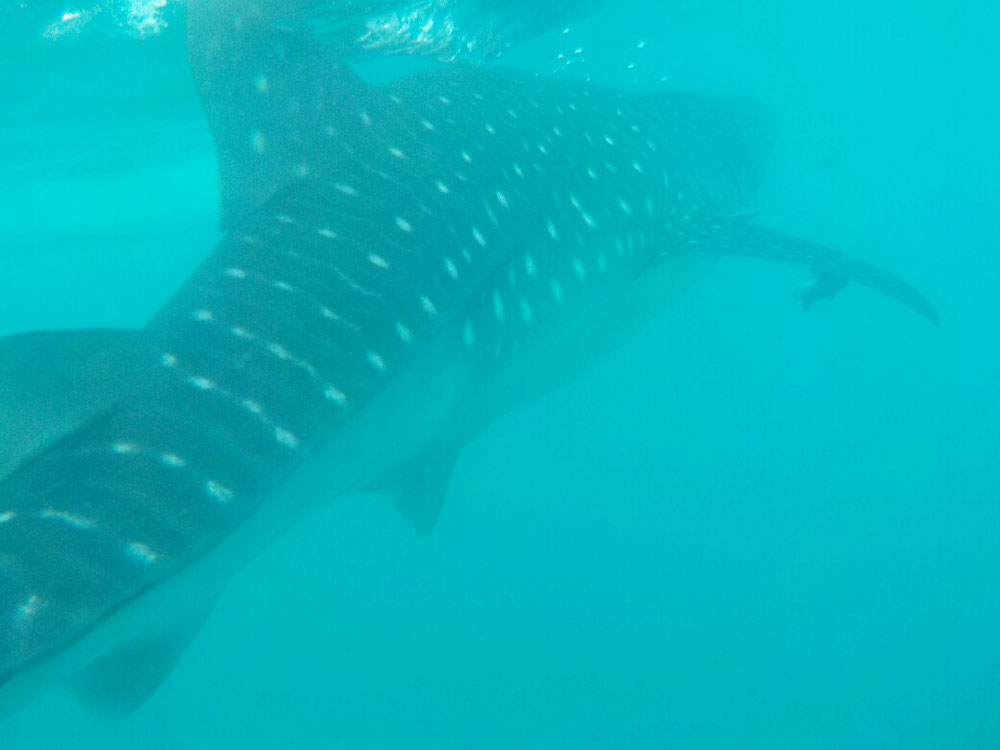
[0,0,936,717]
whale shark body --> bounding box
[0,0,936,717]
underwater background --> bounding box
[0,0,997,747]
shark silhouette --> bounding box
[0,0,936,717]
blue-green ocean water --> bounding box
[1,1,997,747]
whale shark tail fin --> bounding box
[704,216,940,324]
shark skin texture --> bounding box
[0,0,936,718]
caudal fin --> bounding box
[705,216,939,324]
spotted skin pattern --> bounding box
[0,2,936,706]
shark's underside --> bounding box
[0,0,936,717]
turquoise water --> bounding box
[1,1,997,747]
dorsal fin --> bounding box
[0,328,141,481]
[657,92,777,216]
[187,0,380,228]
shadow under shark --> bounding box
[0,0,936,718]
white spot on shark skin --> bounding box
[0,510,17,524]
[472,227,487,247]
[513,163,525,178]
[274,281,293,292]
[520,300,534,324]
[39,508,96,530]
[250,130,266,154]
[493,291,505,321]
[547,219,560,240]
[435,179,450,195]
[230,326,253,340]
[461,150,473,164]
[324,387,347,406]
[319,307,360,332]
[367,351,387,372]
[631,159,644,174]
[274,427,300,448]
[495,190,509,209]
[15,594,43,624]
[438,96,452,105]
[359,110,372,126]
[253,73,269,93]
[525,254,538,277]
[111,442,138,455]
[573,258,588,281]
[205,480,234,503]
[187,376,215,391]
[368,253,390,269]
[618,198,633,216]
[267,342,291,360]
[334,183,358,196]
[396,216,414,233]
[420,295,438,316]
[420,119,435,131]
[161,453,186,468]
[389,146,406,160]
[587,167,599,180]
[275,214,295,225]
[444,257,459,279]
[126,541,159,565]
[484,123,496,135]
[462,319,476,347]
[160,352,178,368]
[484,204,499,227]
[192,309,214,322]
[226,267,247,279]
[317,228,337,239]
[395,321,413,343]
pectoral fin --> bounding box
[0,328,141,481]
[372,442,462,534]
[68,604,214,717]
